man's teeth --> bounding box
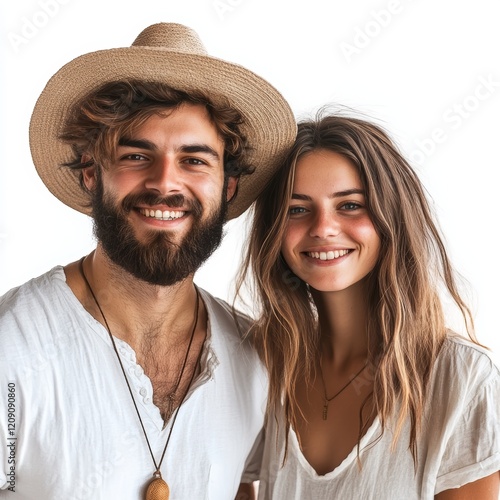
[140,208,185,220]
[307,249,350,261]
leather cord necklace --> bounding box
[79,256,202,500]
[319,358,368,420]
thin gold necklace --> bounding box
[319,358,368,420]
[79,256,202,500]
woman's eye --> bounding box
[288,206,306,215]
[341,202,362,210]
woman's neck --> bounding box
[312,280,370,368]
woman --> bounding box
[239,111,500,499]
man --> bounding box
[0,23,295,499]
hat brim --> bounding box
[29,46,296,219]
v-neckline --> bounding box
[289,416,381,478]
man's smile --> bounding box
[139,208,187,221]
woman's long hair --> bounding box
[237,110,477,462]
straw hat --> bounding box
[29,22,296,219]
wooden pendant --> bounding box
[146,472,170,500]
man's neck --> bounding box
[64,246,201,348]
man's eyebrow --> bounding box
[179,144,221,162]
[118,138,156,150]
[116,140,221,162]
[291,189,365,201]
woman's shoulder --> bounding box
[433,333,499,400]
[441,334,498,367]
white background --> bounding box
[1,0,499,363]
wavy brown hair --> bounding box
[238,110,477,462]
[59,80,252,203]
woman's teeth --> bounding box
[307,249,350,261]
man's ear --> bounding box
[226,176,239,202]
[81,154,97,191]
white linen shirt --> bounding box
[0,266,267,499]
[258,337,500,500]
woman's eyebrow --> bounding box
[291,188,365,201]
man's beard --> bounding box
[91,176,228,286]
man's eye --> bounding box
[185,158,206,166]
[122,154,147,161]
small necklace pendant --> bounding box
[322,401,329,420]
[146,471,170,500]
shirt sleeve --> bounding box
[241,427,265,483]
[435,356,500,493]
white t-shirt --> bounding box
[0,267,267,499]
[258,337,500,500]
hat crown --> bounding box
[132,22,208,55]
